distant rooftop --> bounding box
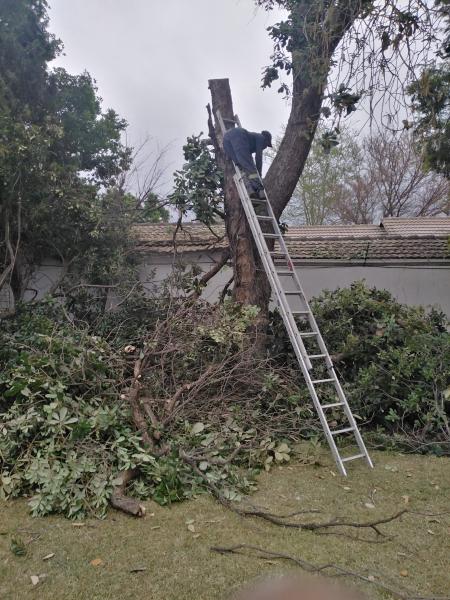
[133,217,450,262]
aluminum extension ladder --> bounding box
[216,111,373,476]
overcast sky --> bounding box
[48,0,290,192]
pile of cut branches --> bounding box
[0,298,311,518]
[1,282,448,519]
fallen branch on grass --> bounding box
[236,506,407,535]
[211,544,450,600]
[180,452,407,538]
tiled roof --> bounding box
[381,217,450,237]
[133,223,227,253]
[133,218,450,261]
[284,224,382,239]
[282,238,448,261]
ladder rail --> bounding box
[215,110,373,475]
[233,173,313,370]
[234,172,314,367]
[234,173,349,474]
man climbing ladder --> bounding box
[217,110,373,476]
[223,125,272,199]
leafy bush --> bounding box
[270,281,450,453]
[0,303,147,517]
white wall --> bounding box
[19,252,450,317]
[295,264,450,315]
[138,251,233,303]
[22,259,65,302]
[140,251,450,316]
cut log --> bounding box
[110,468,146,517]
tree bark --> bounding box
[208,79,271,331]
[110,468,146,517]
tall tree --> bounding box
[281,126,363,225]
[0,0,133,304]
[204,1,444,317]
[408,0,450,178]
[361,130,449,218]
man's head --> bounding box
[261,130,273,148]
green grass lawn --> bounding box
[1,448,449,600]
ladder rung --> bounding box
[311,378,335,384]
[251,199,267,204]
[341,453,365,463]
[256,216,273,220]
[299,332,318,337]
[269,251,286,256]
[291,310,310,315]
[331,426,354,435]
[284,291,301,295]
[276,270,294,274]
[321,401,344,409]
[262,233,281,238]
[309,354,326,359]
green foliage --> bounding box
[0,0,133,304]
[329,84,362,117]
[281,125,362,225]
[0,300,294,518]
[0,303,141,517]
[9,537,26,557]
[408,66,450,178]
[407,0,450,178]
[271,281,450,452]
[2,284,449,519]
[127,191,169,223]
[47,68,131,183]
[0,0,61,112]
[319,128,341,153]
[169,134,224,225]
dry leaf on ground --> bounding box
[90,558,103,567]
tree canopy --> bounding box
[408,0,450,178]
[0,0,167,308]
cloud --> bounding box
[48,0,290,192]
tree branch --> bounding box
[188,249,230,300]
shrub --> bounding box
[0,302,147,517]
[270,281,450,453]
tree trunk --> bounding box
[208,79,271,331]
